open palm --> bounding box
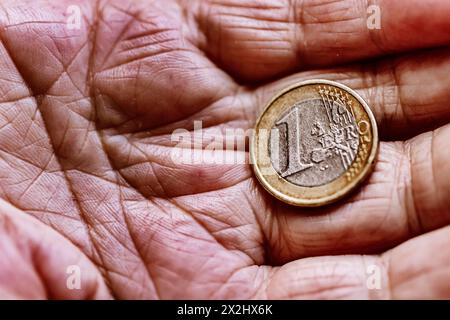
[1,0,450,299]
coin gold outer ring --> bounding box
[250,79,379,207]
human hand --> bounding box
[0,0,450,299]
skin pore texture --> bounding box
[0,0,450,299]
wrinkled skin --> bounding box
[0,0,450,299]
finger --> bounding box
[263,254,388,299]
[262,226,450,299]
[0,199,110,299]
[384,225,450,299]
[264,227,450,299]
[187,0,450,82]
[253,48,450,140]
[251,123,450,264]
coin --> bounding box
[250,79,379,207]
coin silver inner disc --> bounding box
[269,98,360,187]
